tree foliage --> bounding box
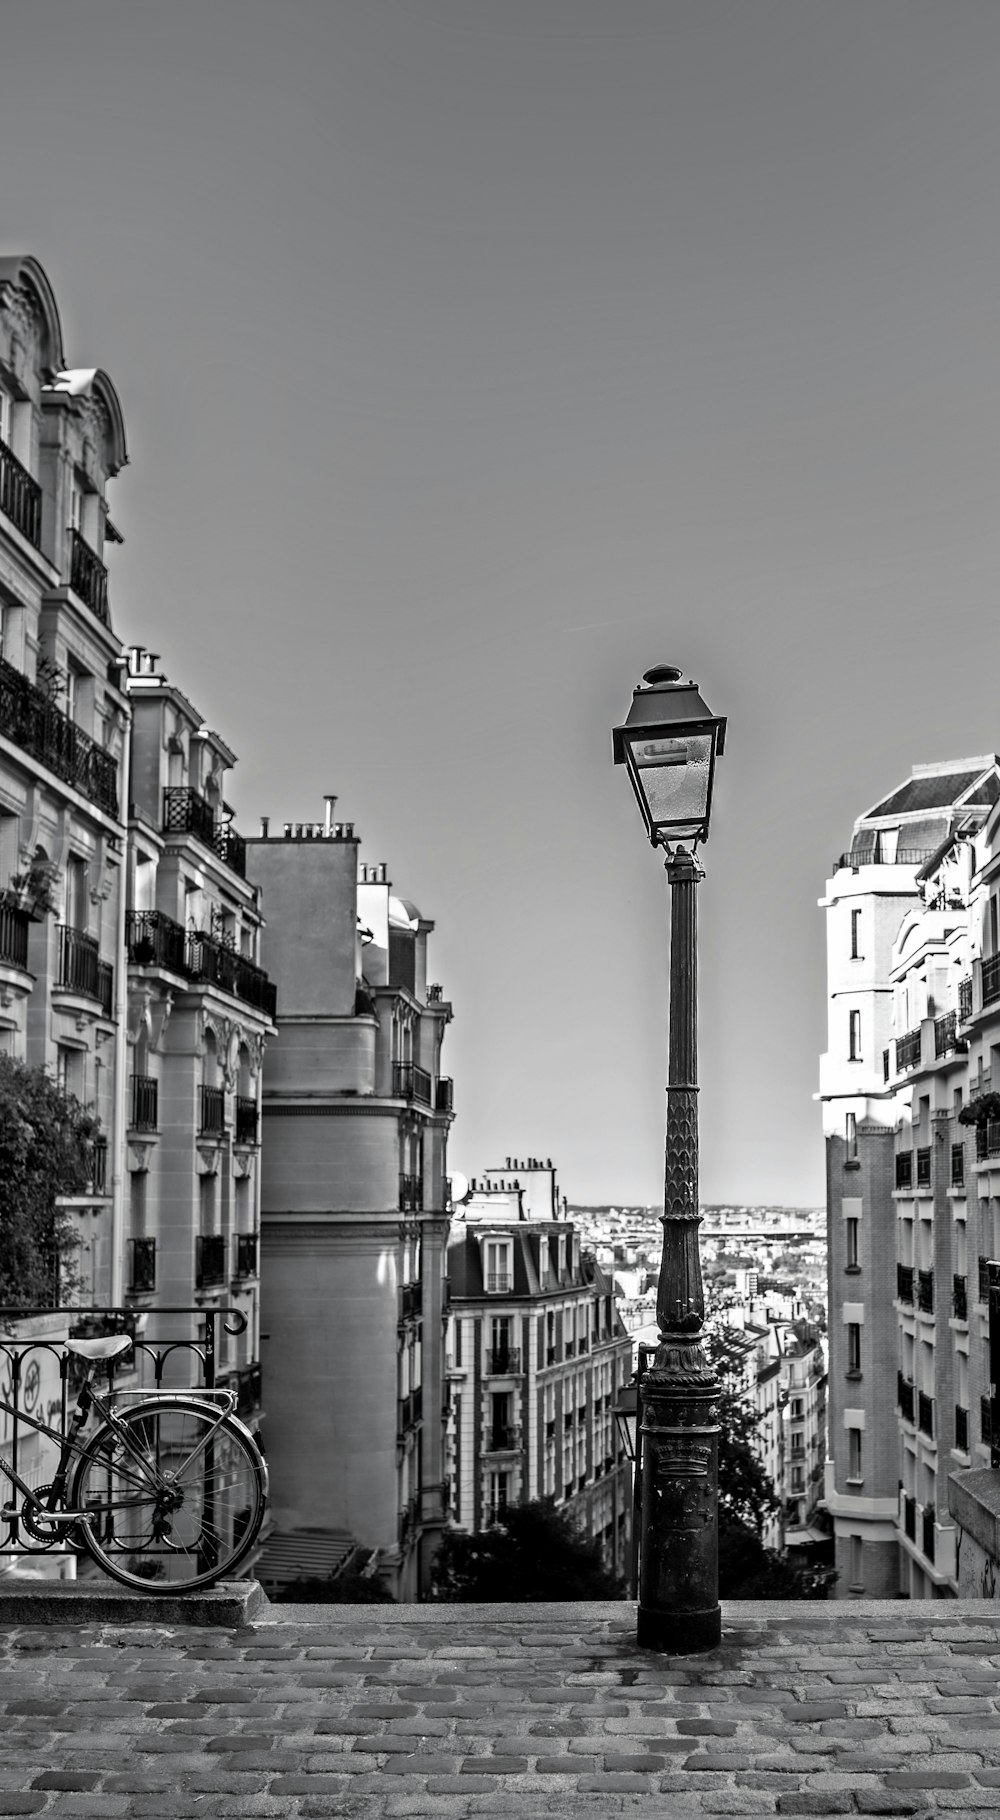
[430,1497,623,1602]
[0,1055,97,1308]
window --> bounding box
[791,1397,804,1420]
[847,1323,862,1375]
[849,1534,864,1588]
[0,385,9,448]
[850,908,862,959]
[845,1112,857,1160]
[538,1239,549,1288]
[557,1235,567,1279]
[848,1010,862,1061]
[846,1218,860,1270]
[847,1428,863,1482]
[66,854,88,932]
[484,1238,512,1294]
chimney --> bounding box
[324,795,337,835]
[259,817,270,839]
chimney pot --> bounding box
[260,817,270,839]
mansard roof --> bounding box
[0,254,65,375]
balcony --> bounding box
[399,1173,423,1213]
[917,1268,934,1313]
[834,847,936,872]
[984,955,1000,1009]
[485,1426,520,1455]
[897,1374,915,1424]
[0,897,29,970]
[955,1404,969,1452]
[903,1492,916,1541]
[952,1274,968,1321]
[917,1391,934,1438]
[897,1028,921,1072]
[895,1153,913,1190]
[916,1147,931,1188]
[199,1084,226,1137]
[0,437,41,546]
[487,1347,521,1374]
[951,1143,965,1188]
[436,1077,454,1113]
[195,1234,226,1288]
[921,1503,936,1564]
[129,1074,158,1132]
[979,1256,992,1303]
[126,908,186,973]
[0,656,118,815]
[162,788,247,879]
[88,1136,108,1196]
[234,1095,258,1145]
[959,974,973,1021]
[57,924,99,999]
[934,1010,959,1058]
[69,529,109,623]
[392,1062,432,1105]
[400,1387,423,1431]
[896,1262,914,1304]
[128,1237,156,1294]
[184,930,276,1019]
[233,1233,258,1279]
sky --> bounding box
[3,0,1000,1207]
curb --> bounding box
[0,1576,268,1626]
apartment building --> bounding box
[246,814,454,1600]
[444,1159,634,1583]
[820,756,1000,1597]
[0,255,129,1301]
[120,645,274,1417]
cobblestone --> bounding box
[0,1601,997,1814]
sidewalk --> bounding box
[1,1597,999,1815]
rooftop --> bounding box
[2,1595,1000,1815]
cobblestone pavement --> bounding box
[1,1600,1000,1816]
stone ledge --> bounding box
[949,1467,1000,1560]
[0,1576,267,1626]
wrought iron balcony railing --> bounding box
[485,1426,520,1454]
[97,960,114,1020]
[57,924,99,998]
[834,848,936,872]
[959,975,973,1020]
[955,1403,969,1452]
[487,1347,522,1374]
[979,1256,992,1303]
[162,788,247,879]
[234,1233,258,1279]
[184,930,276,1019]
[392,1062,432,1104]
[916,1147,931,1188]
[126,908,186,972]
[235,1095,258,1145]
[436,1077,454,1113]
[69,529,109,623]
[897,1374,915,1424]
[895,1152,913,1190]
[935,1010,958,1057]
[977,1121,1000,1163]
[199,1084,226,1136]
[0,896,29,969]
[128,1237,156,1294]
[896,1263,914,1304]
[0,437,41,546]
[953,1274,968,1321]
[952,1143,965,1188]
[129,1073,158,1131]
[89,1136,108,1197]
[917,1268,934,1313]
[917,1390,934,1438]
[984,955,1000,1009]
[0,656,118,815]
[897,1028,922,1072]
[399,1173,423,1212]
[195,1234,226,1288]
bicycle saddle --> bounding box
[65,1335,133,1361]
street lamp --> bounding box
[612,1342,655,1597]
[613,664,726,1653]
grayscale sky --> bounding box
[3,0,999,1207]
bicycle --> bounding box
[0,1332,268,1592]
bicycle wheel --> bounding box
[70,1398,267,1592]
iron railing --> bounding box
[917,1268,934,1313]
[897,1374,915,1423]
[57,924,99,997]
[959,975,973,1020]
[834,848,936,872]
[917,1391,934,1438]
[984,955,1000,1009]
[487,1347,521,1374]
[185,930,276,1019]
[235,1096,258,1145]
[896,1263,914,1304]
[0,656,118,816]
[162,789,247,878]
[953,1274,968,1321]
[129,1074,158,1131]
[955,1403,969,1452]
[897,1029,922,1072]
[392,1062,432,1105]
[916,1147,931,1188]
[0,437,41,546]
[399,1173,423,1212]
[935,1010,958,1057]
[195,1234,226,1287]
[89,1137,108,1196]
[97,960,114,1020]
[234,1233,258,1279]
[0,1304,251,1557]
[69,529,108,623]
[485,1426,520,1454]
[0,897,29,969]
[895,1153,913,1190]
[126,908,186,972]
[128,1237,156,1293]
[436,1077,454,1113]
[199,1084,226,1136]
[952,1143,965,1188]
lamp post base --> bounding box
[637,1600,721,1655]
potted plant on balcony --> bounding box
[3,858,60,922]
[958,1092,1000,1127]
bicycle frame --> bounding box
[0,1371,238,1532]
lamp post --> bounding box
[613,1341,655,1597]
[613,664,726,1653]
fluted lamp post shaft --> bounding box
[612,664,726,1655]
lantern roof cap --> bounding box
[612,667,726,766]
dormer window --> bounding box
[484,1238,512,1295]
[538,1239,549,1288]
[557,1235,567,1279]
